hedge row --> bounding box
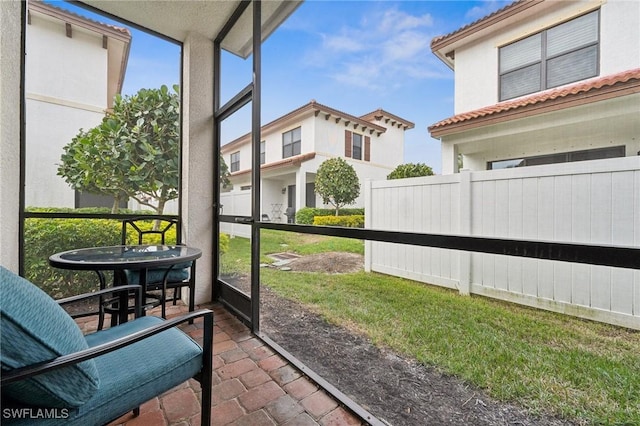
[25,217,122,298]
[313,215,365,228]
[24,209,229,298]
[295,207,365,224]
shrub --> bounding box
[387,163,434,179]
[219,233,230,255]
[296,207,364,224]
[24,217,122,297]
[313,215,364,228]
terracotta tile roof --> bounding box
[429,69,640,137]
[229,152,317,178]
[359,108,415,130]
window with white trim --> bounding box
[499,10,599,101]
[282,127,301,159]
[230,151,240,172]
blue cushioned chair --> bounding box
[0,266,212,425]
[120,216,196,320]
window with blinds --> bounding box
[230,151,240,172]
[352,133,362,160]
[282,127,301,159]
[499,10,599,101]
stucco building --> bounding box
[428,0,640,174]
[221,100,414,221]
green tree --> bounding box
[58,85,180,214]
[387,163,434,180]
[314,157,360,216]
[219,156,231,190]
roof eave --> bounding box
[430,0,546,68]
[222,101,390,153]
[429,77,640,138]
[229,152,317,178]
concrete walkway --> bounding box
[76,301,363,425]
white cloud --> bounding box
[322,33,365,53]
[303,4,448,91]
[465,1,509,22]
[377,9,434,33]
[382,30,430,61]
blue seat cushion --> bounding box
[124,262,191,286]
[0,267,100,408]
[3,316,203,426]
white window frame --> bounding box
[499,10,599,101]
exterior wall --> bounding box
[0,0,22,272]
[599,0,640,76]
[25,12,109,208]
[365,157,640,330]
[27,15,107,106]
[454,0,639,113]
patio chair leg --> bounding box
[97,302,105,331]
[161,288,166,319]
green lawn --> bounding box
[222,230,640,425]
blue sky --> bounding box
[53,0,511,174]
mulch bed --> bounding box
[232,252,577,425]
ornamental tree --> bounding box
[58,85,181,214]
[387,163,434,180]
[314,157,360,216]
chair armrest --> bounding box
[1,309,214,386]
[56,285,142,306]
[57,284,143,322]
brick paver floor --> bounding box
[75,301,363,425]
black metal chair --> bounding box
[119,216,196,321]
[0,266,213,426]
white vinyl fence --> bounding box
[220,191,251,238]
[364,157,640,329]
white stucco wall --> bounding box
[27,15,107,107]
[25,12,109,208]
[454,0,639,113]
[0,0,22,272]
[599,0,640,76]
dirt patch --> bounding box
[254,252,576,426]
[284,252,364,274]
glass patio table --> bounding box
[49,245,202,326]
